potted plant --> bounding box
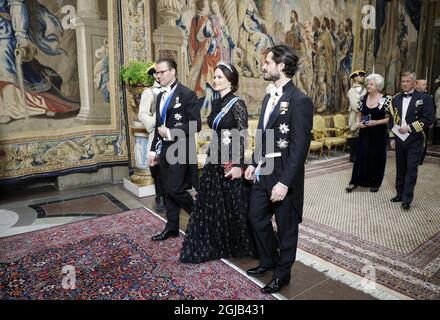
[120,60,155,106]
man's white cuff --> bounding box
[278,182,288,189]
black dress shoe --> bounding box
[390,195,402,202]
[345,184,357,193]
[246,265,273,277]
[151,230,179,241]
[370,187,379,193]
[402,202,411,210]
[261,275,291,294]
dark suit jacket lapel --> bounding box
[156,91,164,125]
[258,94,270,130]
[166,82,180,120]
[264,99,281,132]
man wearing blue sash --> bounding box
[244,45,314,294]
[148,57,201,241]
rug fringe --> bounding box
[296,249,412,300]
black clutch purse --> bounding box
[361,114,371,123]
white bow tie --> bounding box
[269,87,283,98]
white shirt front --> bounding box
[401,90,414,127]
[263,80,290,129]
[159,85,173,118]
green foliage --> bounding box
[120,60,155,87]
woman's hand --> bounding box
[225,167,242,180]
[363,120,377,127]
[358,121,367,129]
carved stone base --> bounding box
[123,178,156,198]
[129,168,154,186]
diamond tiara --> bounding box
[217,60,233,73]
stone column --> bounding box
[74,0,110,124]
[153,0,188,85]
[77,0,100,19]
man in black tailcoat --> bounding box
[148,57,201,240]
[244,45,314,294]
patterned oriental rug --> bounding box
[0,208,273,300]
[300,156,440,300]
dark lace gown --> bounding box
[180,92,256,263]
[349,94,391,188]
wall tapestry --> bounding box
[167,0,362,115]
[0,0,128,183]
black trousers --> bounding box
[159,159,194,232]
[249,182,299,279]
[150,165,164,197]
[395,138,424,204]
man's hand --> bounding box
[399,125,410,134]
[390,139,395,150]
[245,165,255,181]
[270,182,288,202]
[148,154,159,167]
[158,126,169,139]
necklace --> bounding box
[366,94,381,108]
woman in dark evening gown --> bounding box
[180,62,256,263]
[346,73,391,193]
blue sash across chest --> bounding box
[160,85,178,125]
[212,97,239,131]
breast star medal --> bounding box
[279,123,290,134]
[277,138,288,149]
[221,130,231,145]
[174,113,183,121]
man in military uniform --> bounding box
[389,72,436,210]
[346,70,366,162]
